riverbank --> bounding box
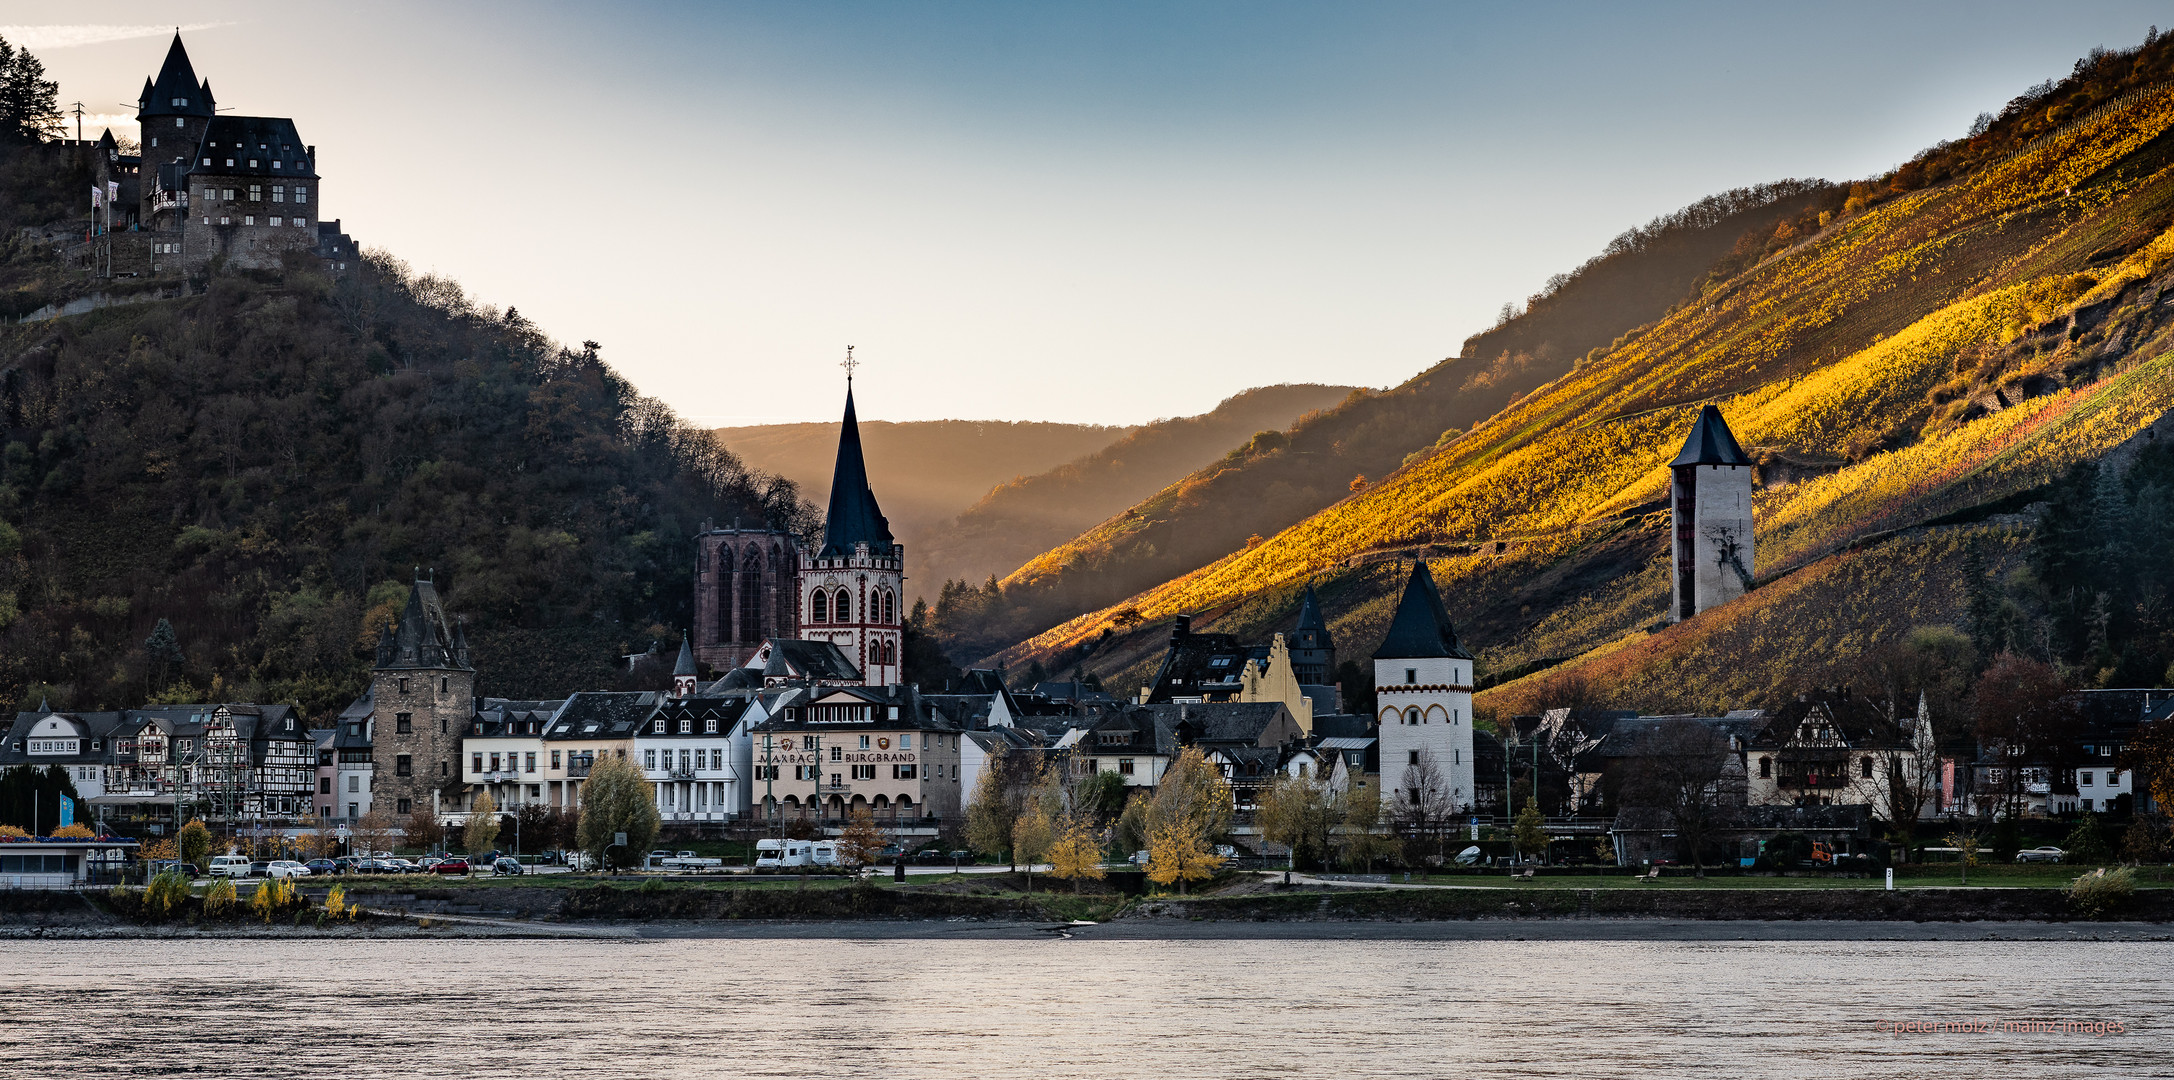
[8,871,2166,939]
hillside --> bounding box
[0,230,801,715]
[991,35,2174,712]
[714,417,1131,576]
[926,181,1833,662]
[911,383,1356,599]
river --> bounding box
[0,936,2165,1078]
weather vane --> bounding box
[841,344,858,382]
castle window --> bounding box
[270,217,282,227]
[173,97,186,106]
[1405,669,1416,685]
[244,215,255,226]
[395,755,412,777]
[1409,750,1420,765]
[296,186,307,203]
[395,713,412,734]
[1759,757,1771,778]
[396,798,412,815]
[248,160,258,169]
[272,185,284,202]
[811,591,828,624]
[441,677,448,694]
[273,161,282,170]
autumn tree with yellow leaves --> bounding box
[1144,747,1231,894]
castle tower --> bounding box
[672,630,698,699]
[1372,561,1475,814]
[1287,583,1335,686]
[1668,405,1755,622]
[135,32,216,224]
[798,373,903,686]
[369,573,475,824]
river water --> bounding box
[0,936,2166,1078]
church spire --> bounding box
[1371,561,1471,661]
[818,355,894,559]
[140,32,215,120]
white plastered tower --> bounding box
[1372,561,1476,814]
[1669,404,1755,622]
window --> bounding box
[348,776,359,793]
[644,750,657,769]
[894,764,917,780]
[295,217,307,227]
[811,591,828,623]
[273,161,282,170]
[1860,758,1874,779]
[830,746,842,761]
[2081,771,2094,786]
[473,754,484,774]
[859,735,871,750]
[524,752,536,773]
[319,777,332,794]
[1406,708,1420,725]
[270,216,282,227]
[396,798,412,815]
[1759,757,1772,779]
[441,677,449,694]
[852,764,876,780]
[679,719,691,734]
[551,751,562,769]
[901,733,912,750]
[395,755,412,777]
[248,185,262,201]
[398,678,408,694]
[704,717,718,734]
[440,716,448,733]
[802,736,817,751]
[219,216,230,225]
[1118,759,1135,776]
[1405,669,1417,685]
[1408,750,1420,765]
[653,718,665,734]
[834,590,851,622]
[296,186,308,203]
[273,184,285,202]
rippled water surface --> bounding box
[1,937,2168,1078]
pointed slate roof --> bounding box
[1371,561,1472,660]
[140,33,216,120]
[1290,583,1330,650]
[375,575,472,671]
[1671,404,1751,467]
[673,631,698,678]
[818,383,895,558]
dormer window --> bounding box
[172,97,187,106]
[652,718,665,734]
[678,719,691,734]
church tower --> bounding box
[1373,561,1475,814]
[1669,404,1755,622]
[798,368,903,686]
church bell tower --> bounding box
[798,351,903,686]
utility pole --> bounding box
[70,101,83,143]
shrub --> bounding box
[322,884,349,920]
[142,870,192,921]
[250,875,298,923]
[2066,867,2137,919]
[202,876,237,917]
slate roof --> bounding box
[1143,701,1298,755]
[753,685,961,734]
[1290,583,1331,652]
[761,639,862,683]
[641,696,753,738]
[375,576,470,671]
[139,34,215,120]
[191,116,320,180]
[544,692,663,741]
[1670,404,1751,467]
[673,632,698,678]
[1371,561,1472,661]
[817,384,895,558]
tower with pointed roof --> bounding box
[1669,404,1755,622]
[368,572,475,824]
[798,368,903,687]
[672,631,699,700]
[136,33,216,162]
[1372,561,1475,815]
[1288,583,1335,686]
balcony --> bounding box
[566,763,593,778]
[475,771,524,784]
[667,768,697,780]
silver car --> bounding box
[2014,846,2066,863]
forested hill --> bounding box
[0,239,807,715]
[993,33,2174,713]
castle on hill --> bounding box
[78,33,356,278]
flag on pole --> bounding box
[91,186,102,208]
[108,180,121,203]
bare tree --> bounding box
[1392,749,1457,865]
[1620,719,1740,877]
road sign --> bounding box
[614,832,627,848]
[334,827,352,841]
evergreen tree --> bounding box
[0,35,62,144]
[144,618,184,693]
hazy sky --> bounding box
[10,2,2167,425]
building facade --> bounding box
[1372,561,1477,815]
[798,380,904,687]
[365,575,475,822]
[693,525,800,673]
[1669,404,1755,621]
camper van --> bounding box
[754,839,813,869]
[809,841,841,867]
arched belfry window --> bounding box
[834,589,852,623]
[714,545,734,642]
[811,590,828,624]
[739,547,764,642]
[882,589,895,625]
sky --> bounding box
[8,1,2169,425]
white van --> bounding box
[754,839,813,868]
[208,855,252,878]
[809,841,840,867]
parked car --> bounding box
[913,849,949,865]
[658,851,724,870]
[416,857,445,873]
[492,857,525,876]
[208,855,252,878]
[948,850,971,863]
[2016,846,2067,863]
[247,860,273,877]
[472,850,502,865]
[265,860,310,880]
[304,859,341,876]
[433,858,472,875]
[381,858,420,874]
[148,860,202,879]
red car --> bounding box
[432,858,471,875]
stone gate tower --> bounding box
[370,573,474,823]
[1668,404,1755,622]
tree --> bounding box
[2119,716,2174,819]
[1046,817,1108,893]
[0,764,83,833]
[0,35,63,144]
[1074,770,1130,824]
[1333,782,1401,872]
[2064,813,2114,864]
[178,819,213,868]
[405,812,445,854]
[576,754,661,872]
[1973,653,2081,833]
[1512,805,1549,863]
[1012,798,1056,893]
[463,792,501,854]
[1256,774,1337,873]
[144,618,185,694]
[1392,748,1456,864]
[351,807,394,858]
[1619,718,1739,876]
[836,806,886,869]
[1142,747,1231,893]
